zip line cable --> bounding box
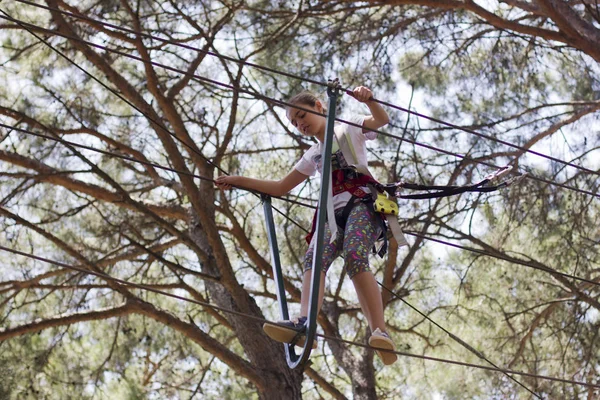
[1,10,597,387]
[403,231,600,287]
[0,9,221,175]
[1,10,596,312]
[0,119,539,399]
[0,8,306,230]
[12,0,600,178]
[4,121,597,290]
[0,122,584,395]
[378,283,540,398]
[13,0,328,85]
[0,114,590,391]
[0,118,589,398]
[1,10,596,396]
[0,15,480,167]
[1,244,598,392]
[0,123,315,236]
[0,121,317,213]
[1,15,597,201]
[371,96,600,177]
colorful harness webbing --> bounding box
[305,130,524,251]
[332,130,410,249]
[305,166,379,245]
[304,133,400,252]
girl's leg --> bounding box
[300,221,341,317]
[352,270,386,332]
[342,203,386,332]
[344,203,397,365]
[300,269,326,317]
[262,220,340,347]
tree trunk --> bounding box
[189,211,303,399]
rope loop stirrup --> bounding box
[262,79,343,369]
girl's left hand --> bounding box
[215,175,237,190]
[352,86,373,103]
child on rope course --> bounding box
[215,86,397,365]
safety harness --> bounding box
[305,129,524,257]
[305,129,409,256]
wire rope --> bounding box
[1,244,598,391]
[0,122,315,222]
[1,7,598,391]
[404,230,600,287]
[3,122,597,290]
[1,112,589,396]
[1,14,597,201]
[12,0,600,177]
[0,8,306,229]
[379,283,541,398]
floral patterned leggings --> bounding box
[303,202,382,279]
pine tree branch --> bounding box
[0,303,134,341]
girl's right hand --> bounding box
[351,86,374,103]
[215,175,238,190]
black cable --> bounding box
[0,8,308,230]
[14,0,600,178]
[1,244,598,391]
[8,113,592,398]
[0,122,316,224]
[2,14,597,201]
[1,30,596,287]
[2,10,597,391]
[0,9,222,176]
[0,109,593,393]
[368,94,600,177]
[377,282,541,398]
[0,120,590,387]
[404,231,600,288]
[12,0,328,86]
[5,120,595,289]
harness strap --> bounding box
[325,175,337,244]
[304,196,361,245]
[339,196,359,231]
[332,169,372,197]
[336,131,408,250]
[383,166,519,200]
[385,215,408,247]
[305,194,389,258]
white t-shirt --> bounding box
[294,115,377,210]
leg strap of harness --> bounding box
[337,196,359,231]
[385,214,408,247]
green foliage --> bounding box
[0,0,599,399]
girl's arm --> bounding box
[215,169,308,197]
[351,86,390,132]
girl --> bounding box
[216,86,397,365]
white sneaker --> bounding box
[368,328,397,365]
